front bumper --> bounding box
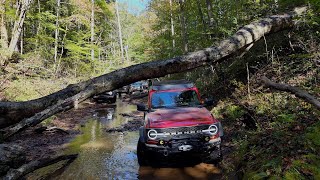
[144,137,221,159]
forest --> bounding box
[0,0,320,179]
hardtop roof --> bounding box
[151,80,195,91]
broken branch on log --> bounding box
[261,76,320,110]
[0,7,308,138]
[3,154,78,180]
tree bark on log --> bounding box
[0,7,307,132]
[261,76,320,110]
[0,144,26,176]
[2,154,78,180]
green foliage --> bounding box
[3,77,80,101]
[225,105,246,120]
[0,0,153,77]
[243,171,269,180]
[4,78,43,101]
[276,114,295,124]
[306,122,320,147]
[148,0,283,60]
[289,154,320,179]
[41,116,57,126]
[284,170,304,180]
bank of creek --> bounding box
[6,95,223,179]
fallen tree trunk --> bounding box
[261,76,320,110]
[0,144,26,176]
[3,154,78,180]
[0,7,307,135]
[2,90,93,139]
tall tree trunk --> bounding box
[0,1,9,68]
[36,0,40,35]
[205,0,214,28]
[0,7,307,132]
[115,0,124,64]
[196,0,207,33]
[169,0,175,50]
[179,0,188,53]
[91,0,95,62]
[54,0,60,73]
[0,0,9,49]
[98,48,101,61]
[8,0,33,56]
[124,45,129,62]
[56,25,67,74]
[20,26,23,54]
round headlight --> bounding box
[147,129,157,140]
[208,125,218,135]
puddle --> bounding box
[55,100,139,179]
[27,99,221,179]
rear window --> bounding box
[151,90,200,109]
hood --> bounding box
[147,107,218,128]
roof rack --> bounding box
[151,80,194,91]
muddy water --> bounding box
[30,99,222,179]
[56,100,138,179]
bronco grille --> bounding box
[148,125,211,135]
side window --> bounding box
[178,90,199,104]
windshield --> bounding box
[151,90,200,108]
[132,82,142,87]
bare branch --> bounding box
[261,76,320,110]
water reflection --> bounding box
[139,163,221,180]
[58,99,139,179]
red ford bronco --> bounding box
[136,80,223,166]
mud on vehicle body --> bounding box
[136,80,223,166]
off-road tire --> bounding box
[110,96,116,104]
[205,145,222,165]
[137,138,148,166]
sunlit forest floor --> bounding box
[212,53,320,178]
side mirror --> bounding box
[137,104,148,111]
[203,98,215,107]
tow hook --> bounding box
[163,150,169,156]
[178,145,193,151]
